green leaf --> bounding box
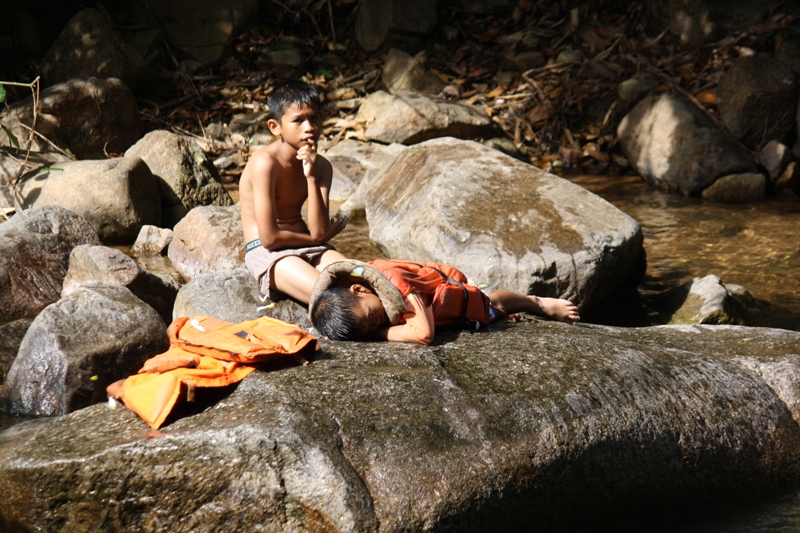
[1,125,19,150]
[0,84,5,103]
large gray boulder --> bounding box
[168,205,244,282]
[0,77,141,159]
[717,56,797,150]
[1,323,800,531]
[14,157,161,244]
[1,282,168,417]
[618,91,757,196]
[173,267,310,328]
[0,205,100,325]
[364,92,497,145]
[61,245,180,324]
[40,8,146,90]
[125,130,233,229]
[365,138,644,311]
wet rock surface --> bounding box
[1,322,799,532]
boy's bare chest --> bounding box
[274,172,308,212]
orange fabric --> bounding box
[369,259,491,328]
[168,316,317,362]
[114,316,317,429]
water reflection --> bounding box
[566,175,800,331]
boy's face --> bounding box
[269,103,321,148]
[349,284,387,335]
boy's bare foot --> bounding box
[534,296,580,323]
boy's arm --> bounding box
[298,142,347,242]
[370,293,434,345]
[250,152,344,250]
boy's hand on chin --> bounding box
[297,140,317,178]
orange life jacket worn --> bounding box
[108,316,317,430]
[368,259,492,329]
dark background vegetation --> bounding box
[2,1,800,173]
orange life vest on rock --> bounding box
[108,316,317,430]
[368,259,492,328]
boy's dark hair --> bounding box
[310,287,365,341]
[268,80,321,121]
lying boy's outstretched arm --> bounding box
[371,293,434,345]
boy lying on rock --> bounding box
[309,259,579,345]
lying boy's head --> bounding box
[268,80,321,121]
[310,284,387,340]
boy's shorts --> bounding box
[245,239,335,301]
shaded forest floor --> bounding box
[5,1,800,182]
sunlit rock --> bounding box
[14,157,161,244]
[168,205,244,282]
[62,245,179,324]
[618,91,756,196]
[126,130,233,229]
[365,137,644,312]
[364,92,498,145]
[173,267,310,329]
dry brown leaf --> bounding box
[486,85,506,99]
[580,26,621,50]
[694,88,717,106]
[526,103,555,125]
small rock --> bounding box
[618,72,660,103]
[759,140,793,182]
[131,225,174,256]
[701,173,766,203]
[663,275,743,325]
[556,48,584,64]
[510,51,546,71]
[213,156,233,169]
[259,47,302,67]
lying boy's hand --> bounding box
[297,140,317,178]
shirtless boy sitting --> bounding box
[240,81,348,304]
